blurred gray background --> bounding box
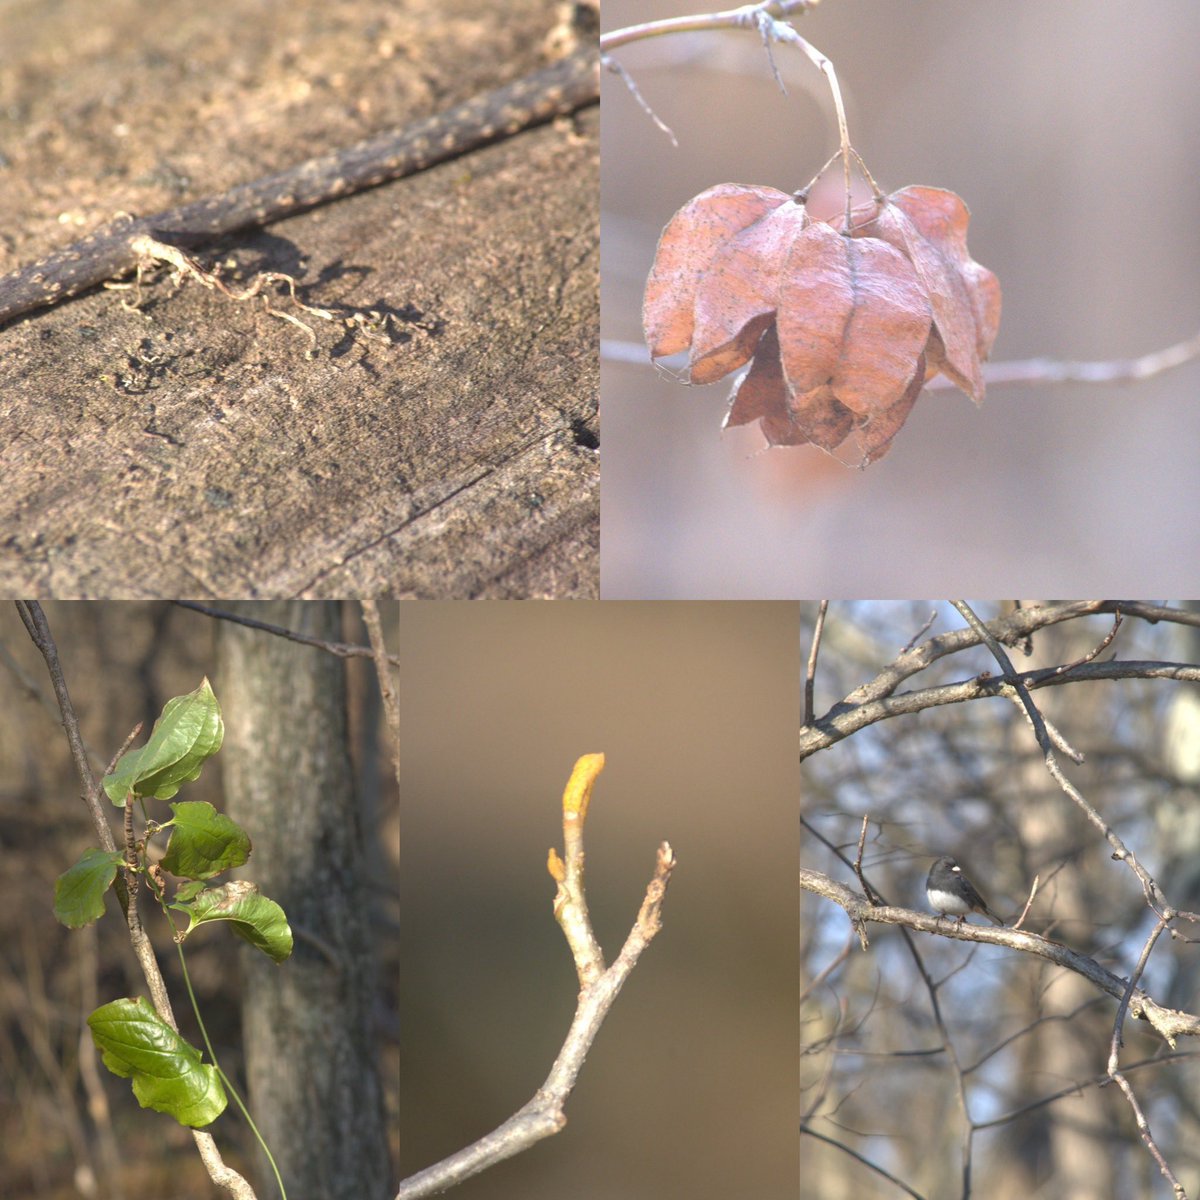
[602,1,1200,597]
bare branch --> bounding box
[800,1124,928,1200]
[174,600,399,664]
[802,656,1200,759]
[1010,873,1040,932]
[799,867,1200,1047]
[360,599,400,801]
[803,600,829,728]
[1104,917,1187,1197]
[394,756,675,1198]
[924,328,1200,390]
[950,600,1171,912]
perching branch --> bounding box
[15,601,258,1200]
[394,754,675,1198]
[799,866,1200,1048]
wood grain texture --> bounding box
[0,1,598,598]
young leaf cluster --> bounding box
[53,678,293,1129]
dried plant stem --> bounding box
[602,3,852,217]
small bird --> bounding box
[926,856,1004,925]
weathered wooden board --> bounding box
[0,0,598,597]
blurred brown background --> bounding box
[395,602,799,1197]
[602,1,1200,596]
[0,602,399,1198]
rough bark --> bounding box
[216,600,390,1199]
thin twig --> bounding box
[976,1052,1200,1129]
[359,599,400,803]
[604,331,1200,389]
[851,815,880,905]
[0,47,599,327]
[600,1,818,53]
[1010,873,1040,932]
[1103,917,1186,1196]
[799,1125,927,1199]
[173,601,399,665]
[803,600,829,728]
[950,601,1171,913]
[1050,610,1122,676]
[924,329,1200,390]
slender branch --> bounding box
[360,598,400,801]
[604,331,1200,389]
[799,1124,927,1200]
[600,1,818,53]
[1104,916,1187,1197]
[799,867,1200,1047]
[803,600,829,728]
[15,600,258,1200]
[976,1052,1200,1130]
[950,600,1170,910]
[1010,873,1040,932]
[802,656,1200,758]
[0,47,599,327]
[925,328,1200,390]
[174,600,399,664]
[16,602,117,855]
[394,755,675,1198]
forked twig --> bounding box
[393,754,675,1199]
[1010,873,1040,932]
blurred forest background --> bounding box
[799,601,1200,1199]
[602,1,1200,596]
[0,601,400,1198]
[1,601,801,1198]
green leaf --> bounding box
[160,801,251,881]
[171,881,293,963]
[87,997,226,1127]
[174,880,206,903]
[103,678,224,804]
[54,848,126,928]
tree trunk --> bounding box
[216,601,390,1199]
